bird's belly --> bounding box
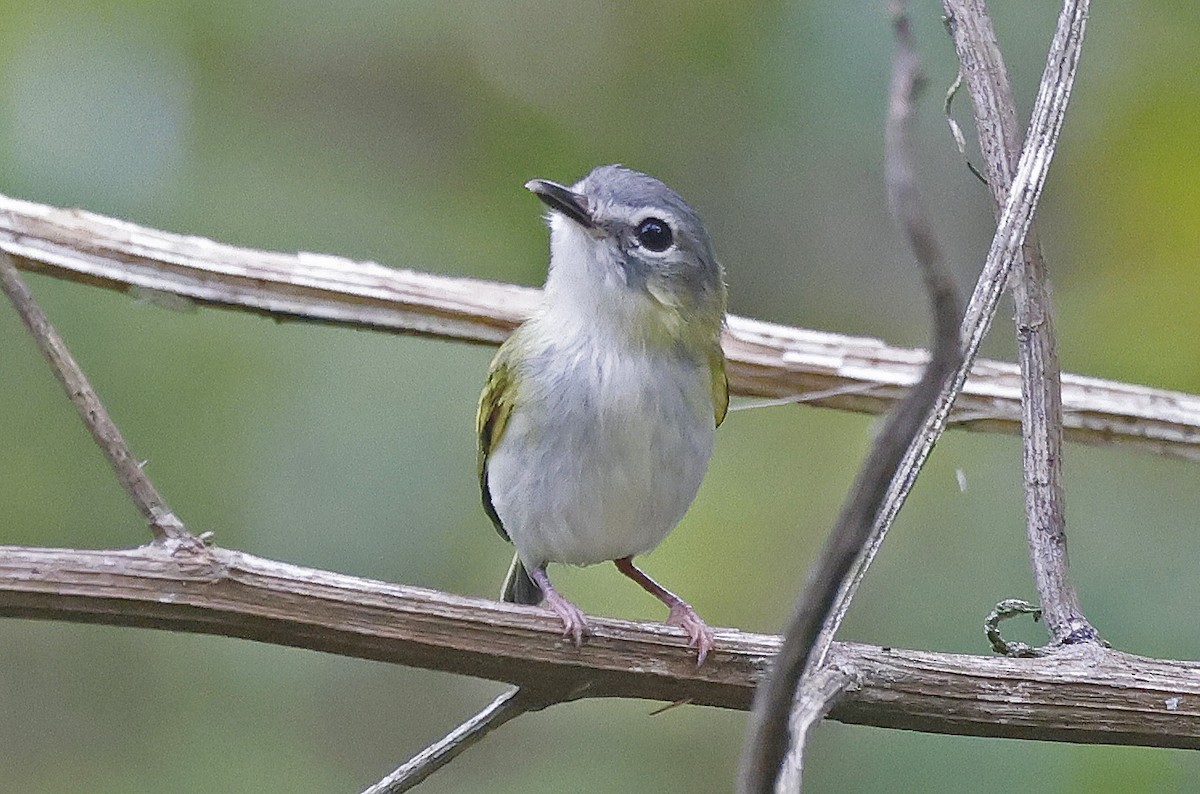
[486,354,714,568]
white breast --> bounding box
[485,319,715,569]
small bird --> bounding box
[477,165,727,663]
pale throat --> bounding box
[541,217,696,353]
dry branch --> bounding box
[809,0,1096,680]
[362,687,541,793]
[740,3,965,788]
[943,0,1095,644]
[4,194,1200,461]
[1,543,1198,750]
[0,252,197,546]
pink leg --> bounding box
[528,565,588,647]
[614,557,714,665]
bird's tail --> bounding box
[501,554,543,605]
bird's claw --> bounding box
[667,603,715,665]
[544,590,588,647]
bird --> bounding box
[476,164,727,663]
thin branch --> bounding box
[809,0,1094,681]
[775,667,856,793]
[362,687,545,793]
[0,251,197,547]
[943,0,1095,645]
[739,3,964,790]
[4,195,1200,462]
[2,543,1199,748]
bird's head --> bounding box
[526,165,726,350]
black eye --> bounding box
[635,217,673,252]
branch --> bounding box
[4,194,1200,462]
[943,0,1095,644]
[362,687,543,793]
[809,0,1095,680]
[0,251,197,547]
[739,3,965,789]
[2,543,1199,751]
[775,667,856,792]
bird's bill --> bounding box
[524,178,595,229]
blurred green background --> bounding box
[2,1,1199,791]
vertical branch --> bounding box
[811,0,1096,670]
[0,252,197,547]
[741,0,1093,789]
[943,0,1096,642]
[737,3,964,790]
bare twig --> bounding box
[2,543,1199,748]
[4,195,1200,462]
[943,0,1096,645]
[809,0,1094,680]
[362,687,545,793]
[775,667,857,792]
[738,5,965,790]
[0,251,197,547]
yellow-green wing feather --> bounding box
[477,343,518,540]
[710,347,729,427]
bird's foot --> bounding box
[666,603,715,666]
[613,556,714,665]
[527,564,588,647]
[543,587,588,648]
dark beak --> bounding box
[525,178,595,229]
